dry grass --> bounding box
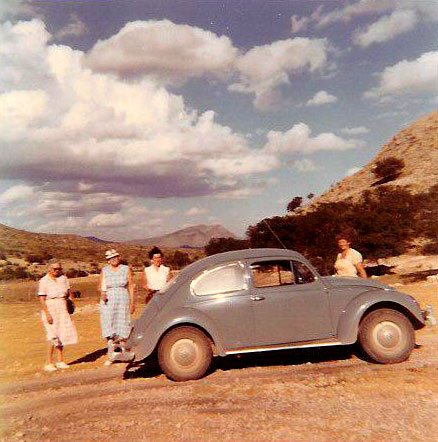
[0,273,436,384]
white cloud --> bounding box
[86,20,238,84]
[364,51,438,100]
[264,123,360,154]
[88,212,127,228]
[341,126,369,135]
[0,19,281,205]
[291,15,310,34]
[55,13,87,39]
[353,9,418,47]
[290,159,319,173]
[306,90,338,106]
[230,37,330,110]
[185,207,208,216]
[0,0,34,21]
[0,184,34,203]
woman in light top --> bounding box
[99,249,135,364]
[140,246,171,303]
[37,260,78,372]
[334,234,367,278]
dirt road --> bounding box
[1,330,438,442]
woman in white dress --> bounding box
[334,234,367,278]
[38,260,78,372]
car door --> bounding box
[190,260,255,350]
[248,258,334,346]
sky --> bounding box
[0,0,437,240]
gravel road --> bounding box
[2,331,437,442]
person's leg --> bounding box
[47,342,55,364]
[56,346,63,362]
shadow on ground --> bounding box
[124,345,356,380]
[69,348,107,365]
[400,269,438,284]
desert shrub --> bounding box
[287,196,303,212]
[65,269,89,278]
[169,250,192,269]
[373,157,405,182]
[0,252,7,260]
[0,266,31,280]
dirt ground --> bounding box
[0,276,437,442]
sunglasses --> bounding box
[52,267,63,271]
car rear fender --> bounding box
[131,307,225,361]
[336,289,425,344]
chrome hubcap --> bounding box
[373,321,403,350]
[170,338,199,367]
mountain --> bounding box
[126,224,236,248]
[86,236,112,244]
[309,111,438,207]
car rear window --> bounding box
[191,261,247,296]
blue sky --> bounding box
[0,0,436,240]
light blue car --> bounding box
[127,249,426,381]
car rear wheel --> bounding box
[359,308,415,364]
[158,326,212,381]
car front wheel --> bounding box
[158,326,212,381]
[359,308,415,364]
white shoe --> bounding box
[44,364,57,372]
[55,362,69,369]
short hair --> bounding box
[336,229,355,243]
[47,258,61,269]
[148,246,163,260]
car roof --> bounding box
[181,248,306,277]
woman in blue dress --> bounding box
[99,249,135,364]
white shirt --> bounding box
[144,265,170,290]
[38,274,70,299]
[334,248,363,277]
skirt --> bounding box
[100,289,131,339]
[41,298,78,346]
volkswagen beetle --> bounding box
[126,249,426,381]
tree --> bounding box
[373,157,405,182]
[287,196,303,213]
[171,250,191,269]
[204,237,249,256]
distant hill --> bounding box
[309,111,438,207]
[86,236,112,244]
[126,224,236,248]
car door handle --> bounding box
[251,295,265,301]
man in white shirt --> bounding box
[140,246,171,303]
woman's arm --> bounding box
[128,267,135,314]
[98,272,107,303]
[356,262,368,279]
[139,270,148,291]
[39,296,53,324]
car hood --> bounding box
[321,276,391,291]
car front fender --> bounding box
[336,289,425,344]
[130,307,226,362]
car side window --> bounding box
[250,260,294,288]
[191,261,247,296]
[292,261,316,284]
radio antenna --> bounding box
[262,219,288,250]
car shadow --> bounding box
[124,345,356,380]
[215,345,356,372]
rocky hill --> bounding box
[126,224,236,248]
[311,111,438,206]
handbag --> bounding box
[66,298,75,315]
